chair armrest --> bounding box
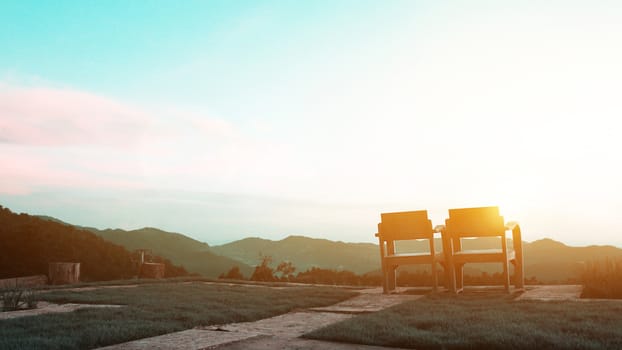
[505,221,522,241]
[434,225,446,233]
[506,221,525,288]
[505,221,519,231]
[506,221,523,252]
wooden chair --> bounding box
[375,210,443,294]
[440,206,524,293]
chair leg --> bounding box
[511,224,525,290]
[455,263,464,292]
[503,260,510,292]
[440,262,449,289]
[381,267,388,294]
[387,265,397,292]
[515,260,525,290]
[431,262,438,292]
[446,263,457,293]
[379,255,388,293]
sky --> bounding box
[1,0,621,247]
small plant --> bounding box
[23,288,39,309]
[1,287,38,311]
[1,288,23,311]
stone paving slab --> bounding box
[203,311,353,338]
[97,329,264,350]
[516,285,583,301]
[0,302,122,320]
[309,292,422,313]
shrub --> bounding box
[219,266,245,280]
[294,267,361,285]
[1,287,38,311]
[581,258,622,299]
[276,261,296,281]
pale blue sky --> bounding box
[1,1,621,246]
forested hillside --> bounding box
[0,206,187,280]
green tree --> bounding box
[276,261,296,281]
[250,255,275,282]
[219,265,245,280]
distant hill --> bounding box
[0,206,187,281]
[523,238,622,282]
[447,238,622,282]
[398,238,622,282]
[211,235,622,283]
[211,235,380,275]
[93,227,210,259]
[86,227,253,278]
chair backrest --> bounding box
[445,206,505,238]
[378,210,434,241]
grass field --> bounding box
[305,292,622,350]
[0,281,356,350]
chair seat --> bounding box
[452,249,516,263]
[384,252,439,266]
[386,252,435,258]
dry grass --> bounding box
[0,281,356,350]
[582,258,622,299]
[305,292,622,349]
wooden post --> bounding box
[139,262,165,279]
[48,263,80,285]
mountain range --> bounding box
[211,236,622,283]
[15,206,622,283]
[210,236,379,275]
[91,227,254,278]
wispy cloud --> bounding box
[0,83,151,147]
[0,147,142,195]
[0,82,287,196]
